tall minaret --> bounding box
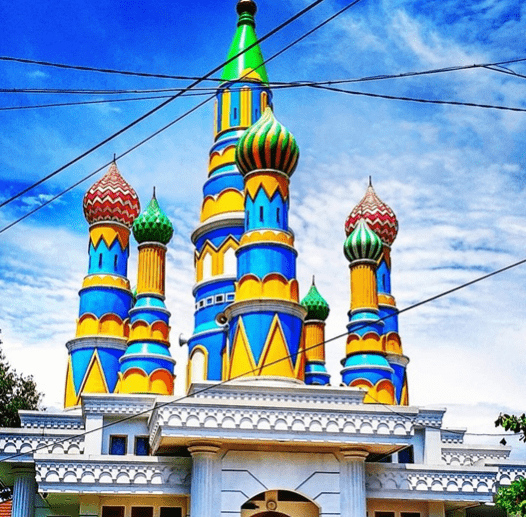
[341,219,397,404]
[224,107,306,383]
[301,279,331,385]
[64,161,140,408]
[344,181,408,404]
[188,0,273,384]
[119,191,176,395]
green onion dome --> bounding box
[133,192,174,245]
[301,279,330,321]
[344,218,383,263]
[235,107,299,177]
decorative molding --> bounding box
[0,430,84,461]
[441,428,466,444]
[366,464,498,500]
[20,411,84,430]
[34,455,191,495]
[442,445,511,466]
[81,394,157,416]
[494,464,526,485]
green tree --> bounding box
[495,413,526,516]
[0,346,44,427]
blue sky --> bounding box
[1,0,525,457]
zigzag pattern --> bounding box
[84,163,140,228]
[345,183,398,246]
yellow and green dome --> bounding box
[344,219,383,263]
[235,107,299,176]
[133,193,174,245]
[301,280,330,321]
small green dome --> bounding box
[133,193,174,245]
[344,219,383,263]
[301,280,330,321]
[235,107,299,177]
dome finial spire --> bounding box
[153,186,156,199]
[237,0,257,16]
[369,175,372,187]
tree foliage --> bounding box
[496,413,526,442]
[495,413,526,516]
[495,477,526,516]
[0,346,44,427]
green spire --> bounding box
[133,189,174,245]
[301,278,330,321]
[221,0,269,85]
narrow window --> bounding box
[254,109,259,119]
[102,507,124,517]
[398,446,414,464]
[98,254,103,268]
[246,212,250,227]
[259,206,264,222]
[375,512,395,517]
[401,513,420,517]
[114,255,118,271]
[131,508,153,517]
[109,435,127,455]
[134,436,149,456]
[276,207,280,223]
[233,107,238,120]
[160,508,182,517]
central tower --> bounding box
[188,0,273,383]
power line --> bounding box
[0,56,222,82]
[4,57,526,112]
[0,0,366,234]
[0,0,327,211]
[2,53,525,85]
[310,83,526,112]
[2,255,524,463]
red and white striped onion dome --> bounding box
[83,162,140,228]
[344,182,398,246]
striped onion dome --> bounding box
[301,279,330,321]
[235,107,299,177]
[344,219,383,263]
[345,180,398,246]
[83,162,140,228]
[133,191,174,245]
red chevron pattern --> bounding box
[345,183,398,246]
[83,163,140,227]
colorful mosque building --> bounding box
[0,2,525,517]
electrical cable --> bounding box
[1,254,524,463]
[2,53,525,85]
[309,83,526,112]
[0,56,223,82]
[0,0,327,211]
[0,0,367,234]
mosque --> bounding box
[0,1,524,517]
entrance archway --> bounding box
[241,490,320,517]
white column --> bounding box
[188,441,221,517]
[340,449,368,517]
[12,467,36,517]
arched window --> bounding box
[190,348,206,383]
[223,247,236,276]
[202,252,213,280]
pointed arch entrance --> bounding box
[241,490,320,517]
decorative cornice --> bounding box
[191,213,245,244]
[66,337,127,353]
[34,455,191,495]
[81,394,157,416]
[366,463,499,500]
[225,298,307,320]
